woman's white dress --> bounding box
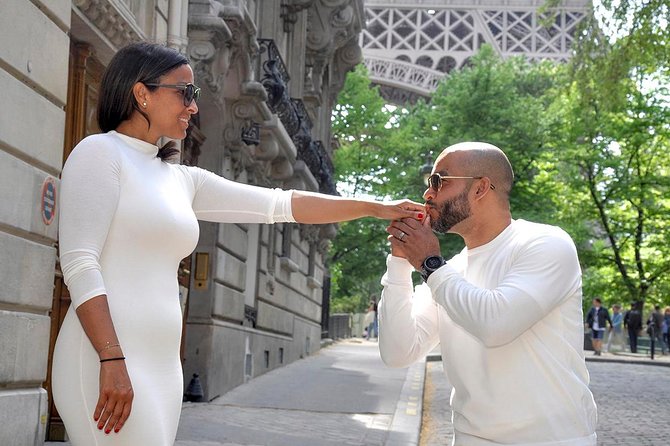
[53,131,294,445]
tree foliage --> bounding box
[329,49,562,311]
[548,0,670,309]
[328,2,670,314]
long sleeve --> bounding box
[378,255,440,368]
[59,138,121,308]
[427,231,582,347]
[183,166,295,224]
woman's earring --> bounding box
[142,102,147,108]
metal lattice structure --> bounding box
[360,0,591,103]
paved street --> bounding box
[45,343,669,446]
[175,339,424,446]
[420,358,670,446]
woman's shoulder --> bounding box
[64,132,123,172]
[69,132,122,159]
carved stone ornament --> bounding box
[329,38,363,104]
[73,0,144,47]
[223,5,260,90]
[304,0,364,99]
[188,0,234,97]
[281,0,315,33]
[299,224,321,244]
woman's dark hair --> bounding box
[98,42,188,160]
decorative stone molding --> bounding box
[304,0,365,100]
[279,256,300,273]
[73,0,145,47]
[329,38,364,106]
[188,0,233,99]
[222,84,273,181]
[222,3,260,90]
[318,223,338,256]
[244,304,258,327]
[307,276,322,289]
[299,224,321,244]
[257,116,297,182]
[281,0,315,33]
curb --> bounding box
[585,355,670,368]
[385,357,426,446]
[429,353,670,368]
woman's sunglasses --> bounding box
[427,173,496,192]
[144,83,201,106]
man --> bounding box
[605,304,624,352]
[378,142,597,445]
[586,298,612,355]
[624,302,642,353]
[647,305,666,355]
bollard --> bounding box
[185,373,204,402]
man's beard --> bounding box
[430,188,472,233]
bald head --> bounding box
[437,142,514,196]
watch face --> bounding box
[425,256,444,269]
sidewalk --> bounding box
[175,338,425,446]
[584,349,670,367]
[46,339,422,446]
[44,341,668,446]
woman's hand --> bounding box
[94,359,134,434]
[371,199,426,221]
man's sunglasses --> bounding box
[427,173,496,192]
[144,83,201,106]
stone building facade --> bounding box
[182,0,364,402]
[0,0,363,443]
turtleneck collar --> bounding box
[110,130,159,156]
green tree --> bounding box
[328,1,670,316]
[546,14,670,309]
[329,65,406,312]
[329,49,563,310]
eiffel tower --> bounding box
[360,0,591,104]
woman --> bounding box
[53,42,423,445]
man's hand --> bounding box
[386,216,441,270]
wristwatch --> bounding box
[420,255,446,282]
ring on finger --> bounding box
[398,231,406,241]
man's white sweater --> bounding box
[379,219,597,446]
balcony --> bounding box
[257,38,337,195]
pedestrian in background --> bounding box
[605,304,624,353]
[647,305,666,356]
[586,298,612,356]
[624,302,642,353]
[363,301,376,340]
[379,142,597,445]
[662,307,670,355]
[52,42,424,446]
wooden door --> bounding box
[44,41,103,441]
